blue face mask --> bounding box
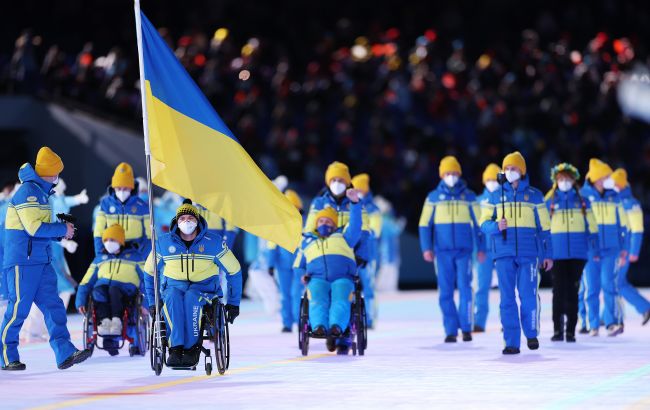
[317,224,335,237]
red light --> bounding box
[193,54,206,67]
[442,73,456,89]
[80,53,93,67]
[178,35,192,47]
[386,28,400,41]
[613,39,625,54]
[425,29,437,42]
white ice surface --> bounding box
[2,289,650,410]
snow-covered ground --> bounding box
[2,289,650,410]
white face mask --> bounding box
[557,180,573,192]
[104,240,121,254]
[115,189,131,203]
[329,181,347,196]
[603,177,615,190]
[505,170,521,183]
[485,181,500,193]
[443,175,459,188]
[178,220,198,235]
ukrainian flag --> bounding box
[138,11,301,251]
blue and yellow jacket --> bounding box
[580,182,628,254]
[3,164,67,269]
[479,176,552,260]
[545,188,598,260]
[196,204,238,249]
[360,192,382,263]
[143,216,242,308]
[294,202,362,282]
[419,180,483,254]
[304,189,370,262]
[618,187,643,257]
[75,250,144,309]
[93,188,151,261]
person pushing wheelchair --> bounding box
[144,199,242,367]
[294,188,363,355]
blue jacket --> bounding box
[93,188,151,260]
[294,202,362,282]
[267,242,298,272]
[3,163,67,268]
[0,200,9,270]
[76,250,144,309]
[580,182,628,254]
[419,180,483,254]
[479,176,552,260]
[618,187,643,257]
[144,216,242,308]
[545,188,598,260]
[306,189,371,262]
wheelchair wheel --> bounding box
[150,318,166,376]
[135,309,149,357]
[213,301,230,375]
[298,295,310,356]
[82,301,95,356]
[356,298,367,356]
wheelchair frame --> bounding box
[149,297,230,376]
[298,275,367,356]
[82,293,150,357]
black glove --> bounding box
[225,304,239,324]
[149,306,158,317]
[268,267,275,276]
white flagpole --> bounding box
[134,0,162,353]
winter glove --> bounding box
[73,189,89,205]
[225,304,239,324]
[149,306,157,317]
[61,239,78,254]
[268,267,275,276]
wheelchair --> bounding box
[82,293,150,357]
[149,296,229,376]
[298,276,367,356]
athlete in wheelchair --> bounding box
[144,200,241,375]
[295,188,367,356]
[76,224,149,357]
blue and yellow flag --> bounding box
[139,12,301,251]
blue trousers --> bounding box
[583,253,622,329]
[162,279,216,349]
[276,267,303,328]
[578,275,587,329]
[359,264,376,327]
[307,277,354,330]
[0,264,77,367]
[617,259,650,315]
[474,255,494,329]
[494,257,540,348]
[435,250,473,336]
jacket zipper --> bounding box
[320,239,329,281]
[513,192,518,257]
[566,197,570,257]
[450,199,456,248]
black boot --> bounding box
[336,345,349,355]
[2,361,26,371]
[502,346,520,355]
[281,326,292,333]
[327,325,342,352]
[312,325,326,337]
[642,310,650,326]
[565,333,576,343]
[166,346,184,367]
[578,327,589,334]
[444,335,457,343]
[58,349,92,370]
[527,338,539,350]
[104,337,120,356]
[551,332,564,342]
[472,325,485,333]
[182,346,201,367]
[462,332,472,342]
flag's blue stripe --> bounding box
[140,11,237,142]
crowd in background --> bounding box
[1,0,649,235]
